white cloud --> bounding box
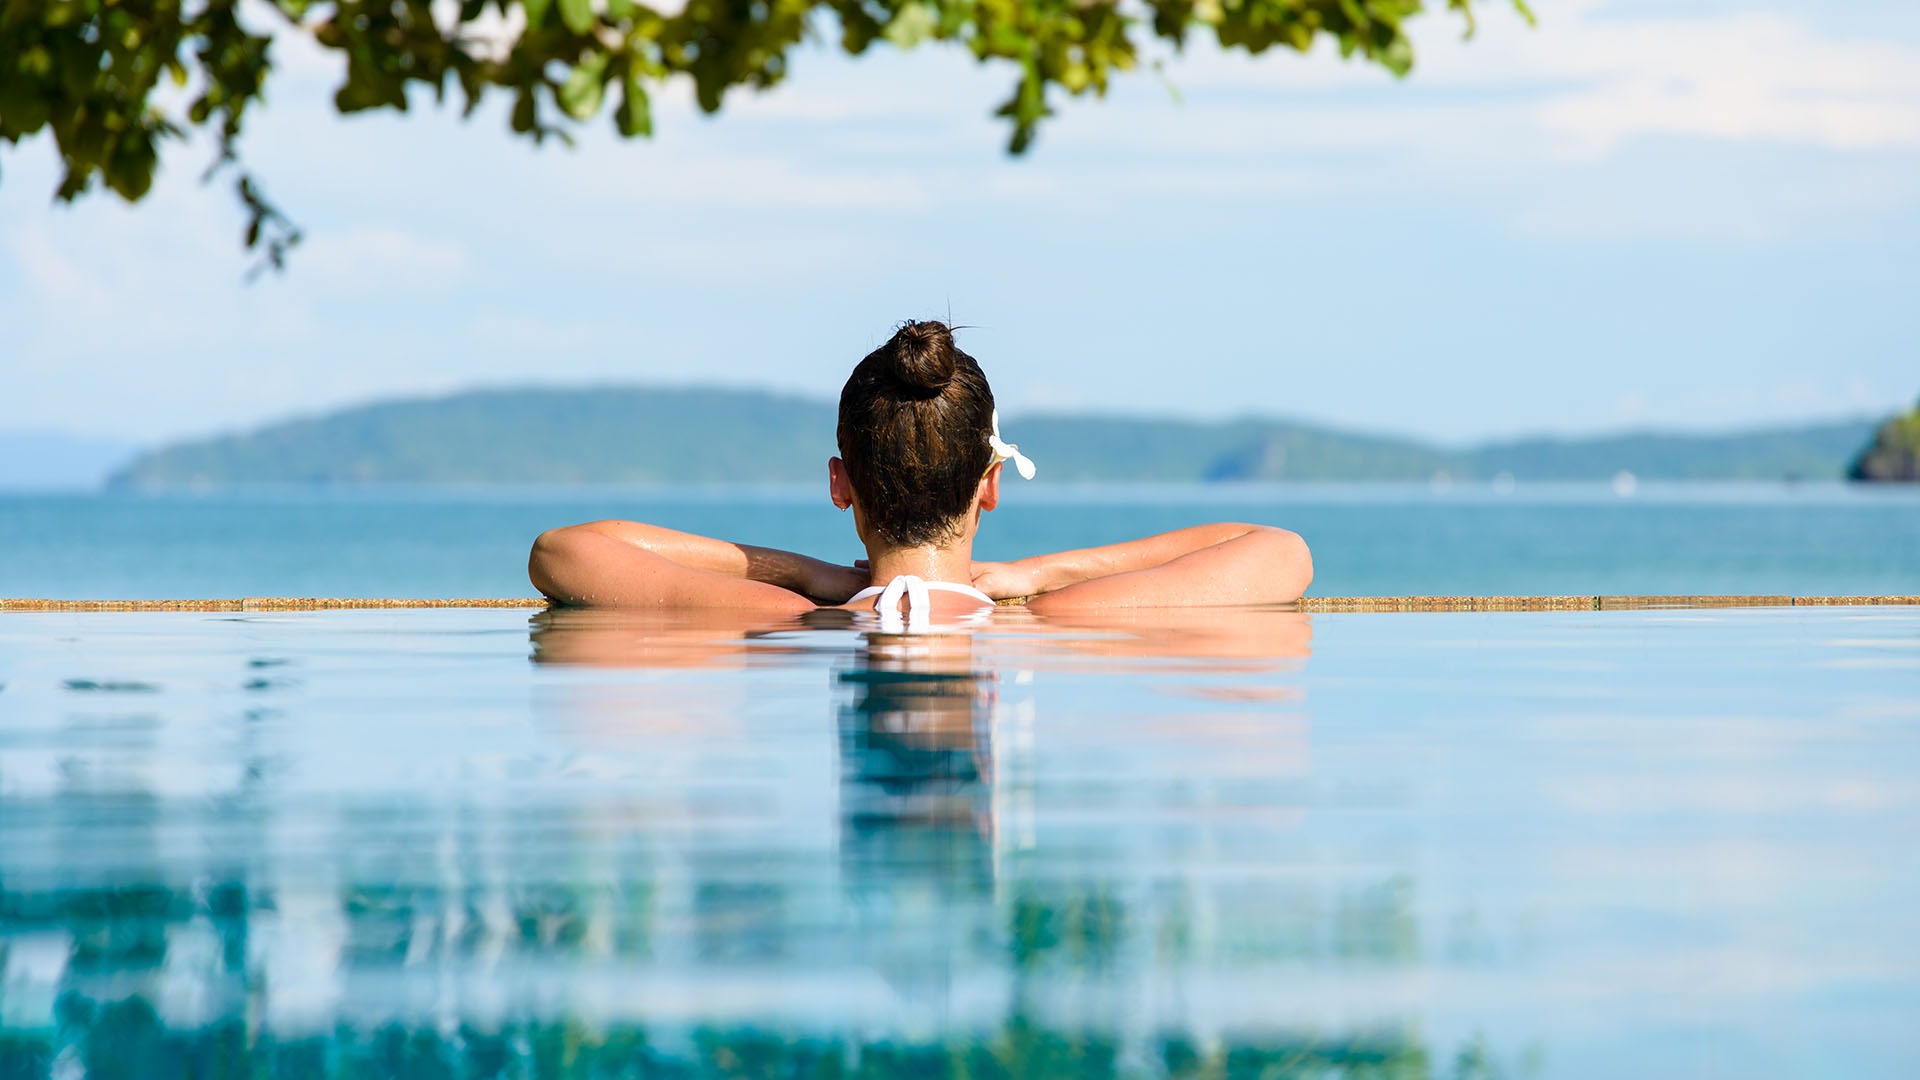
[1510,151,1920,243]
[299,226,467,292]
[1530,11,1920,157]
[569,148,934,210]
[5,222,112,312]
[1149,0,1920,158]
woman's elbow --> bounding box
[528,526,595,604]
[1260,526,1313,601]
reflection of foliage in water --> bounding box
[0,876,1482,1076]
[3,881,254,976]
[1011,889,1126,969]
[3,1002,1461,1080]
[0,873,1501,1080]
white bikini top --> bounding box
[848,575,995,633]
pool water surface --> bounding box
[1,606,1916,1078]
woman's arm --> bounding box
[974,522,1311,611]
[528,520,865,610]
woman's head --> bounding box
[835,321,996,547]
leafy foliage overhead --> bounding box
[0,0,1531,269]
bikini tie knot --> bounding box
[876,574,933,633]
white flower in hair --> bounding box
[988,410,1036,480]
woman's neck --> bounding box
[864,540,975,587]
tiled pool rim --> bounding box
[3,594,1916,612]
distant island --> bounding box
[104,386,1885,489]
[1848,399,1920,482]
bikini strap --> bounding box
[877,575,931,632]
[854,575,992,632]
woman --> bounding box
[528,321,1312,619]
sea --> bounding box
[2,482,1917,599]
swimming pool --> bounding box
[2,605,1916,1078]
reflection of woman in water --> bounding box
[529,321,1312,620]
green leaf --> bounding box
[523,0,555,26]
[0,89,51,135]
[511,87,538,133]
[558,53,608,119]
[997,63,1050,154]
[558,0,594,34]
[614,70,653,136]
[1381,32,1414,76]
[881,2,937,49]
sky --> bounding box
[2,0,1917,454]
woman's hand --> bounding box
[970,560,1042,601]
[801,561,871,605]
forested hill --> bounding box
[110,388,839,488]
[104,387,1880,488]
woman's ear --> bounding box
[828,456,854,510]
[977,461,1001,513]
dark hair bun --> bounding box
[885,320,957,396]
[836,317,996,547]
